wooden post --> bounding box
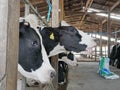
[51,0,59,90]
[25,4,30,17]
[99,24,103,57]
[59,0,64,21]
[0,0,19,90]
[94,32,97,61]
[107,10,111,57]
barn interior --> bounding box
[1,0,120,90]
[20,0,120,90]
[20,0,120,59]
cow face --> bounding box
[19,21,55,84]
[61,21,97,54]
[59,26,87,52]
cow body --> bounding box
[109,44,120,68]
[24,14,96,86]
[19,20,55,84]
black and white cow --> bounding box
[25,14,96,58]
[19,20,56,84]
[24,14,96,86]
[109,43,120,69]
[39,24,96,57]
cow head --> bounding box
[19,20,56,84]
[39,22,96,57]
[59,26,88,52]
[61,21,97,54]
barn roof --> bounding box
[20,0,120,39]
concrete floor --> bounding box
[18,62,120,90]
[67,62,120,90]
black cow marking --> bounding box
[109,43,120,68]
[19,21,43,72]
[39,27,60,55]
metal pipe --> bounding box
[107,9,111,57]
[112,30,120,34]
[23,0,48,26]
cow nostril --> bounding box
[50,71,56,79]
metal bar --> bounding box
[99,24,103,57]
[23,0,48,26]
[51,0,59,89]
[107,10,111,57]
[25,4,30,17]
[112,30,120,34]
[21,76,26,90]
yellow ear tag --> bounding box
[50,33,54,40]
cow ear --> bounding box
[19,21,30,37]
[24,21,30,28]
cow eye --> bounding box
[32,41,38,46]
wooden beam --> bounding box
[0,0,19,90]
[59,0,64,21]
[110,0,120,11]
[79,0,93,27]
[52,0,59,27]
[102,0,120,24]
[20,0,45,8]
[51,0,59,90]
[99,24,103,56]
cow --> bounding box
[109,43,120,69]
[39,23,96,57]
[24,14,96,57]
[24,14,97,86]
[19,20,56,84]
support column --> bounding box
[107,10,111,57]
[0,0,19,90]
[99,24,103,57]
[51,0,59,90]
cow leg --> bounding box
[110,59,116,66]
[117,59,120,69]
[58,61,68,85]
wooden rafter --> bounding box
[79,0,93,27]
[102,0,120,24]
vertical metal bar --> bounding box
[99,24,103,57]
[25,4,30,17]
[107,9,111,57]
